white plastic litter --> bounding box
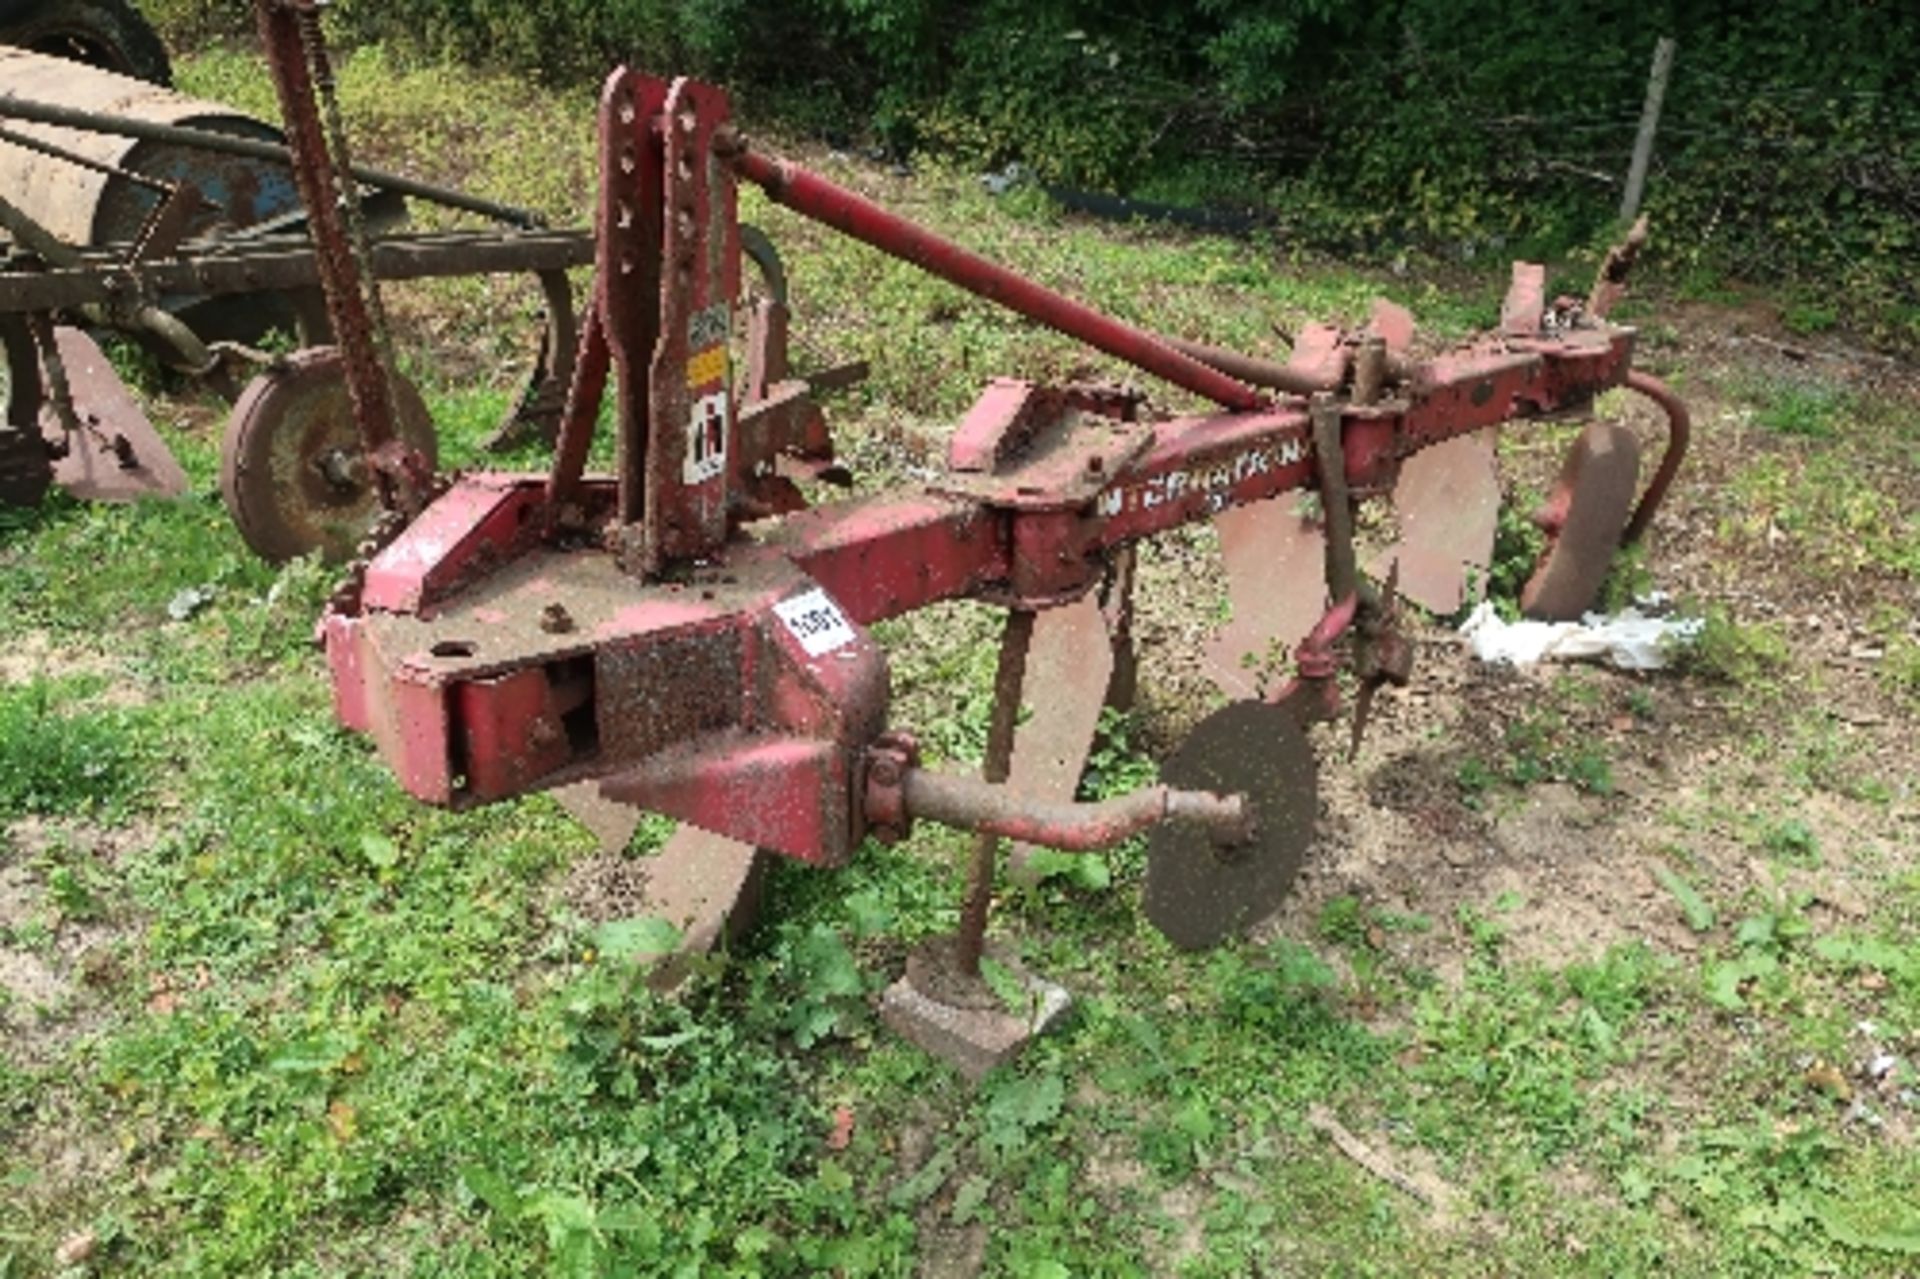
[1458,600,1704,671]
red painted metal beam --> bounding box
[1621,369,1689,545]
[726,141,1268,413]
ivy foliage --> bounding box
[156,0,1918,341]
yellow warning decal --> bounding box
[686,344,728,389]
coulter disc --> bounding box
[1145,700,1319,951]
[220,348,436,564]
[1520,420,1642,621]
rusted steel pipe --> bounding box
[1162,336,1338,396]
[0,122,197,202]
[724,138,1266,413]
[1620,369,1689,545]
[0,230,594,315]
[1267,591,1358,720]
[903,769,1250,851]
[0,93,542,228]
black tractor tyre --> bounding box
[0,0,172,85]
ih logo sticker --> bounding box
[684,304,730,485]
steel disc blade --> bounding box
[1204,499,1327,700]
[1006,594,1115,882]
[1371,429,1500,615]
[1500,262,1548,337]
[220,347,437,563]
[1145,700,1319,951]
[1521,421,1642,620]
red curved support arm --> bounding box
[1621,369,1689,545]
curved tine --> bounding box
[739,223,788,307]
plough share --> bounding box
[311,65,1687,1050]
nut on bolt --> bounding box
[540,602,576,634]
[861,732,920,844]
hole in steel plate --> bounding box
[430,640,478,658]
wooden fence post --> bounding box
[1619,36,1677,222]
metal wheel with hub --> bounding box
[1145,699,1320,951]
[1520,420,1642,620]
[220,347,435,563]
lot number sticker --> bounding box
[774,588,856,656]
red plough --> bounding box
[303,62,1686,1068]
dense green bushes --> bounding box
[148,0,1918,342]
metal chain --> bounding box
[296,3,398,377]
[326,466,462,618]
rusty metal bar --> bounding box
[903,769,1248,851]
[0,122,200,202]
[1310,394,1358,602]
[1351,336,1387,405]
[1621,369,1690,545]
[0,188,79,264]
[0,92,542,228]
[725,139,1267,413]
[954,608,1035,977]
[0,230,593,314]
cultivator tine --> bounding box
[1203,498,1327,700]
[1005,594,1115,883]
[39,326,187,502]
[551,784,766,978]
[1370,429,1501,615]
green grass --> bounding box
[4,38,1920,1279]
[1752,380,1851,440]
[1675,606,1791,687]
[1724,451,1920,581]
[0,682,142,822]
